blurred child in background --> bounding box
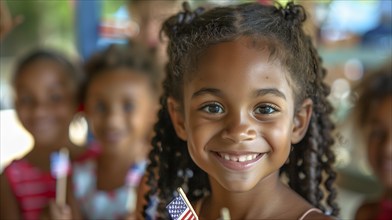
[127,0,180,68]
[49,42,160,219]
[354,63,392,220]
[0,49,86,220]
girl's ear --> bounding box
[291,98,313,144]
[167,97,187,141]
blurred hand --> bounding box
[41,200,72,220]
[0,1,23,40]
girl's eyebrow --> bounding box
[254,88,286,100]
[191,87,286,100]
[192,87,222,99]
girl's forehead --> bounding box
[188,38,288,81]
[16,60,70,85]
[90,68,151,86]
[18,58,73,79]
[187,37,284,73]
[183,38,294,101]
[87,69,154,97]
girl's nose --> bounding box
[32,100,49,118]
[221,111,257,143]
[105,109,124,129]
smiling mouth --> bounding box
[217,152,261,162]
[213,151,267,171]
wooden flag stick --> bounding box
[220,207,231,220]
[177,187,199,220]
[56,148,68,205]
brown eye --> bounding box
[200,103,224,114]
[19,95,34,106]
[123,102,134,112]
[95,102,107,114]
[254,104,278,115]
[50,93,64,103]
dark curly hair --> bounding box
[143,1,339,218]
[81,41,161,103]
[12,49,82,94]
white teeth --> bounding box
[219,153,259,162]
[238,155,246,162]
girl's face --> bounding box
[366,96,392,188]
[85,69,156,158]
[14,59,77,147]
[169,38,312,192]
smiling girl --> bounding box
[141,2,339,220]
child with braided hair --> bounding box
[141,1,339,219]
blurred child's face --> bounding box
[14,59,77,147]
[85,69,156,159]
[129,1,179,65]
[169,38,311,192]
[130,1,178,48]
[366,96,392,188]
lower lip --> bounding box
[213,152,265,171]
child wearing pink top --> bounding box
[0,49,91,220]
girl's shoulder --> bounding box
[3,159,28,170]
[2,159,39,177]
[2,158,54,187]
[280,188,337,220]
[354,200,379,220]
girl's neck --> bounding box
[95,141,148,191]
[97,140,147,171]
[96,151,134,171]
[201,172,309,220]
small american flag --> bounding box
[126,161,147,187]
[166,188,198,220]
[50,148,70,178]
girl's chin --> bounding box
[214,177,258,193]
[100,142,131,154]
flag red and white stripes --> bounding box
[166,188,198,220]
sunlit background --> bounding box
[1,0,391,219]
